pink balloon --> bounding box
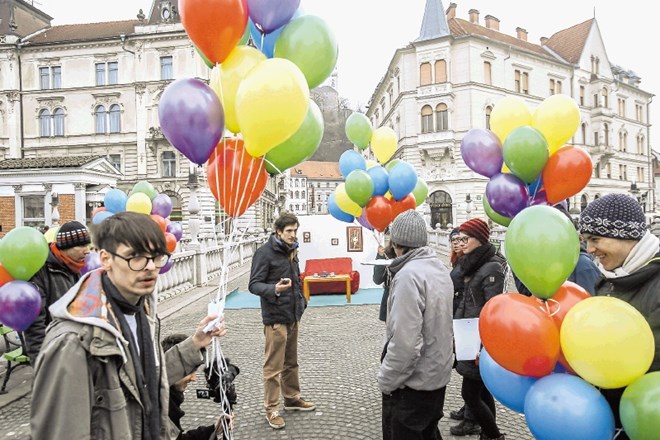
[0,281,41,331]
[81,252,102,276]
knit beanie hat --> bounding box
[459,218,490,244]
[56,221,91,250]
[578,193,646,240]
[449,227,460,238]
[390,210,428,248]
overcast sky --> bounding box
[37,0,657,143]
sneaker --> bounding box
[449,406,465,421]
[450,420,482,436]
[266,411,285,429]
[284,398,316,411]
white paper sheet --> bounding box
[360,260,392,266]
[453,318,481,361]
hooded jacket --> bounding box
[378,247,454,394]
[30,269,204,440]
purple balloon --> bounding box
[0,281,41,331]
[151,193,173,218]
[461,128,504,178]
[486,173,529,218]
[159,259,174,274]
[158,78,225,165]
[248,0,300,33]
[166,222,183,241]
[357,210,374,231]
[528,189,550,207]
[81,252,102,276]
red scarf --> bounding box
[50,242,86,274]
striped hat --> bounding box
[459,218,490,244]
[56,221,91,250]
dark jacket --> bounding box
[248,234,306,325]
[450,263,465,316]
[24,250,81,361]
[169,388,217,440]
[373,253,392,322]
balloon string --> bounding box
[543,298,560,318]
[263,156,283,176]
[259,31,265,54]
[230,137,242,217]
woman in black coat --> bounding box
[373,243,396,322]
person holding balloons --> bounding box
[23,221,91,361]
[453,218,506,440]
[373,241,396,322]
[578,193,660,440]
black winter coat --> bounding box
[373,253,392,322]
[248,234,306,325]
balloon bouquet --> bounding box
[460,95,659,439]
[328,112,429,244]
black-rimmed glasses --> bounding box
[452,236,470,244]
[108,251,171,271]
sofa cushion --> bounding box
[301,258,360,294]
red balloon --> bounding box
[0,263,14,288]
[542,146,593,204]
[364,196,394,233]
[179,0,248,64]
[151,214,167,233]
[164,232,177,254]
[92,206,107,217]
[391,194,416,219]
[480,293,560,377]
[206,137,268,218]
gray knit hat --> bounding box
[390,209,428,248]
[578,193,646,240]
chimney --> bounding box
[516,27,528,41]
[484,15,500,31]
[540,37,548,45]
[468,9,479,24]
[446,3,457,20]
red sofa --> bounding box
[300,257,360,295]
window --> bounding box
[434,60,447,83]
[594,131,599,146]
[579,86,585,106]
[53,108,64,136]
[162,151,176,177]
[515,70,521,93]
[109,104,121,133]
[483,62,492,85]
[637,135,645,155]
[94,105,107,134]
[39,109,51,137]
[109,154,121,172]
[95,63,105,86]
[637,167,644,182]
[618,98,626,117]
[514,70,528,93]
[522,72,529,94]
[161,56,173,80]
[619,164,624,180]
[603,123,609,146]
[593,93,599,108]
[39,66,61,90]
[23,195,45,228]
[549,79,556,95]
[39,67,49,89]
[623,165,628,181]
[581,123,587,145]
[606,162,611,179]
[95,104,121,134]
[420,62,431,86]
[436,103,448,131]
[602,87,609,108]
[108,62,118,84]
[95,62,118,86]
[556,81,562,94]
[421,105,433,133]
[636,104,643,122]
[485,106,492,129]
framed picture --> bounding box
[331,238,339,246]
[303,232,311,243]
[346,226,363,252]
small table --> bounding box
[303,275,352,303]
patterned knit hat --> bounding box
[56,221,91,250]
[459,218,490,244]
[578,193,646,240]
[390,210,428,248]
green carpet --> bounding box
[225,288,384,309]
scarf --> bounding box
[599,231,660,278]
[50,242,85,274]
[459,242,497,277]
[102,273,160,440]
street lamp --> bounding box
[465,193,474,220]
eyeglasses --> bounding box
[451,236,470,244]
[108,251,171,271]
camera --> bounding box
[196,357,240,408]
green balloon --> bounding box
[273,15,338,90]
[239,23,250,46]
[0,227,49,280]
[503,126,549,184]
[345,169,374,207]
[384,159,402,172]
[411,178,429,206]
[483,197,512,227]
[620,372,660,439]
[265,100,324,175]
[345,112,373,150]
[130,180,158,200]
[505,205,579,299]
[195,45,214,69]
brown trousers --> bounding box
[263,321,301,412]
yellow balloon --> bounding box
[371,127,397,164]
[334,183,362,217]
[490,96,532,143]
[532,94,580,154]
[209,65,224,109]
[501,162,511,174]
[365,160,378,169]
[561,296,655,389]
[126,192,152,215]
[44,226,59,243]
[219,46,266,134]
[384,191,393,200]
[236,58,309,158]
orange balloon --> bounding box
[391,194,416,220]
[206,137,268,218]
[480,293,560,377]
[151,214,167,233]
[164,232,177,254]
[542,146,593,204]
[364,196,394,233]
[0,263,14,288]
[179,0,248,64]
[92,206,106,217]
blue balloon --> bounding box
[104,188,128,213]
[92,210,114,225]
[528,175,543,196]
[524,374,615,440]
[367,165,389,196]
[479,348,537,414]
[388,161,417,200]
[249,8,301,58]
[328,193,354,223]
[338,150,366,178]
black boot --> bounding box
[449,405,465,421]
[479,433,505,440]
[450,420,482,436]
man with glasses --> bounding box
[31,212,226,440]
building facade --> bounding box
[286,161,342,216]
[365,0,654,228]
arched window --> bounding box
[301,190,306,198]
[580,194,588,212]
[602,87,609,108]
[53,108,65,136]
[420,62,431,86]
[109,104,121,133]
[485,106,493,130]
[39,109,51,137]
[163,191,182,222]
[436,103,448,132]
[295,190,300,198]
[434,60,447,83]
[421,105,433,133]
[428,190,452,230]
[95,105,106,134]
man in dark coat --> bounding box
[248,212,315,430]
[24,220,91,361]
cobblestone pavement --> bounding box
[0,272,533,439]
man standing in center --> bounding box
[249,212,315,430]
[379,209,454,440]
